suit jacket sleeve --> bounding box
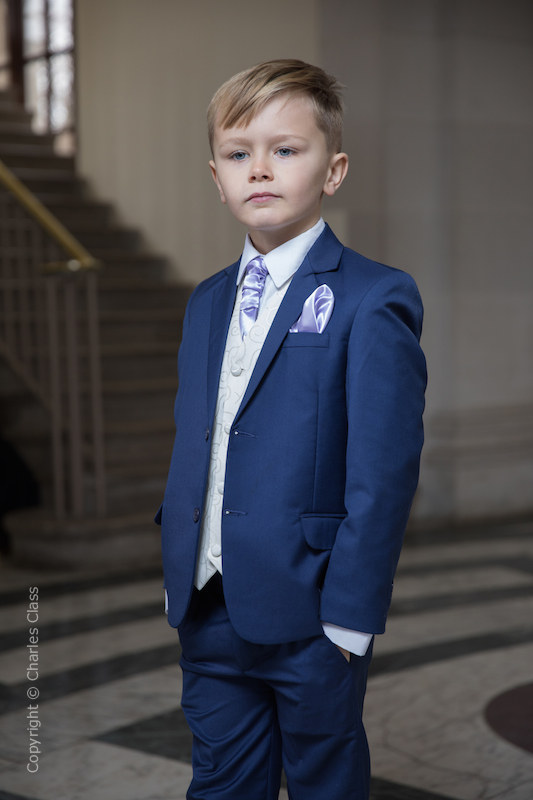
[320,270,426,634]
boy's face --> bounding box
[209,94,348,253]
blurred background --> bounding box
[0,2,532,799]
[0,0,532,557]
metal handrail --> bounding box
[0,157,107,518]
[0,158,99,271]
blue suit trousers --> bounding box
[178,575,373,799]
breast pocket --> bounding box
[283,332,330,348]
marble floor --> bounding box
[0,518,532,800]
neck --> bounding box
[248,217,322,254]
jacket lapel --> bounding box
[235,225,344,420]
[206,262,239,423]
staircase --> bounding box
[0,88,192,568]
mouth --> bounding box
[247,192,279,203]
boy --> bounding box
[156,59,426,799]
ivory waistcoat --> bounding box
[195,282,290,588]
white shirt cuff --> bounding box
[322,622,374,657]
[164,589,168,615]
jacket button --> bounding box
[193,508,201,523]
[204,428,210,441]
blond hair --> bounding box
[207,59,344,154]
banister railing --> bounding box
[0,157,106,519]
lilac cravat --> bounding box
[239,256,269,339]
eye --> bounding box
[230,151,248,161]
[277,147,295,157]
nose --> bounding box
[249,155,272,181]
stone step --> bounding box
[100,307,184,332]
[100,319,181,346]
[0,378,175,444]
[7,507,163,569]
[107,455,171,480]
[0,304,182,342]
[103,490,165,522]
[98,280,191,311]
[0,129,55,146]
[103,371,175,426]
[8,164,83,183]
[2,342,176,383]
[69,225,141,252]
[0,89,25,106]
[0,105,33,124]
[100,339,178,356]
[103,376,177,394]
[11,376,178,426]
[0,120,33,138]
[84,455,168,507]
[11,171,87,196]
[102,386,175,423]
[101,350,177,382]
[98,253,169,281]
[16,440,171,492]
[0,88,18,103]
[35,192,103,207]
[105,465,170,516]
[14,341,179,380]
[103,417,175,466]
[43,199,114,228]
[0,405,174,492]
[0,368,177,404]
[0,150,75,171]
[1,325,178,382]
[0,140,60,157]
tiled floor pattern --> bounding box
[0,519,532,799]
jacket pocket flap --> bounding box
[300,513,344,550]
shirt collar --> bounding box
[237,218,325,289]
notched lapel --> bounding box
[207,265,238,422]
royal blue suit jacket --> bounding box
[156,225,426,644]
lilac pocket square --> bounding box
[289,284,334,333]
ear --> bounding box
[209,159,226,204]
[323,152,349,197]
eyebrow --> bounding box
[216,133,309,148]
